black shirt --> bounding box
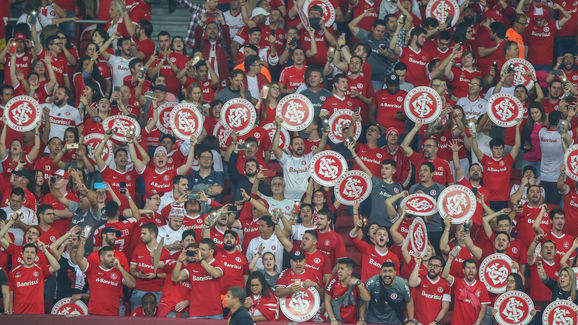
[228,306,255,325]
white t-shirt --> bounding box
[159,191,176,213]
[157,225,185,255]
[2,206,37,246]
[246,234,284,272]
[41,103,83,140]
[108,55,134,88]
[539,128,572,182]
[278,152,313,200]
[485,85,515,100]
[246,75,259,100]
[261,196,294,229]
[291,223,316,241]
[223,10,244,41]
[509,184,546,204]
[456,96,488,121]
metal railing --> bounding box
[6,18,107,24]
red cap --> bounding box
[52,169,70,179]
[14,33,26,41]
[531,6,548,20]
[146,189,161,198]
[386,127,399,139]
[481,9,504,23]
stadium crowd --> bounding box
[0,0,577,323]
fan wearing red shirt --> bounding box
[76,239,136,316]
[371,73,407,134]
[38,169,78,234]
[349,221,399,282]
[347,56,374,124]
[171,238,224,319]
[148,33,188,95]
[472,121,521,210]
[93,201,140,255]
[325,258,370,324]
[34,36,69,87]
[157,256,193,318]
[533,209,576,260]
[8,242,60,314]
[442,254,489,325]
[129,222,171,311]
[133,20,155,62]
[445,51,483,99]
[277,228,332,283]
[216,230,249,294]
[274,250,323,320]
[133,137,196,194]
[559,177,578,238]
[525,5,572,67]
[527,235,560,309]
[129,293,157,317]
[541,80,564,114]
[315,210,347,270]
[321,74,355,117]
[299,6,337,67]
[279,48,307,93]
[392,27,429,87]
[408,256,451,325]
[401,124,454,186]
[1,34,33,86]
[515,187,550,247]
[422,31,453,62]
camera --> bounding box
[187,193,200,200]
[186,250,197,257]
[507,64,515,73]
[238,142,250,150]
[66,143,79,150]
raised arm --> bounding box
[532,204,548,236]
[442,246,458,284]
[400,122,422,157]
[560,238,578,268]
[527,233,545,266]
[271,117,285,159]
[509,119,522,159]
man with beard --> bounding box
[277,227,331,283]
[346,122,388,179]
[8,242,60,314]
[410,162,446,250]
[514,185,549,248]
[362,261,414,325]
[229,142,269,202]
[158,207,187,255]
[76,242,136,315]
[216,230,249,295]
[408,256,450,325]
[130,293,158,317]
[159,175,189,213]
[371,73,407,135]
[202,207,233,251]
[252,175,294,224]
[93,200,140,254]
[392,26,429,87]
[349,216,399,282]
[172,238,224,319]
[275,250,322,300]
[100,35,136,88]
[533,209,575,260]
[541,80,565,114]
[401,123,454,186]
[442,253,489,325]
[272,117,328,200]
[129,222,171,311]
[346,56,374,123]
[315,210,347,272]
[131,135,197,194]
[549,52,578,92]
[41,86,83,141]
[325,258,371,325]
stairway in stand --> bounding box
[149,0,197,45]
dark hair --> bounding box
[244,54,260,71]
[129,58,145,73]
[317,208,334,224]
[429,256,445,268]
[224,230,238,240]
[382,159,397,169]
[373,18,387,28]
[423,18,439,29]
[420,161,435,174]
[199,238,216,250]
[381,261,396,269]
[139,19,153,38]
[114,148,128,158]
[337,257,356,268]
[490,22,506,39]
[104,201,120,219]
[453,22,472,43]
[304,66,323,82]
[393,62,407,71]
[258,215,275,228]
[438,31,451,42]
[503,41,518,55]
[249,26,262,34]
[228,286,247,304]
[549,208,565,220]
[303,229,318,240]
[11,187,25,199]
[495,231,511,241]
[141,222,159,236]
[462,258,477,269]
[332,73,347,87]
[496,215,512,226]
[548,110,562,127]
[157,31,171,39]
[93,28,110,42]
[245,271,272,298]
[98,245,114,257]
[522,165,537,177]
[23,243,38,253]
[38,204,53,216]
[182,229,197,241]
[507,273,525,291]
[64,126,80,143]
[230,69,245,79]
[489,138,505,149]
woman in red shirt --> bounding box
[256,82,281,126]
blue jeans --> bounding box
[130,290,162,312]
[189,314,224,319]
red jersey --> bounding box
[150,52,188,94]
[400,46,429,86]
[100,165,139,211]
[130,244,171,291]
[480,154,514,201]
[159,260,191,310]
[184,259,224,317]
[315,230,347,269]
[409,152,454,186]
[38,191,78,234]
[515,204,550,247]
[450,278,490,325]
[373,89,407,133]
[384,146,411,186]
[7,243,47,269]
[216,249,249,294]
[304,249,331,281]
[543,232,575,259]
[39,226,62,246]
[276,267,321,288]
[350,236,399,282]
[525,20,559,66]
[529,258,560,306]
[447,240,477,278]
[240,217,261,252]
[347,74,374,124]
[38,49,68,85]
[321,94,355,116]
[279,65,306,91]
[9,263,51,314]
[83,262,125,315]
[140,166,177,194]
[87,250,130,271]
[413,275,451,325]
[3,52,33,86]
[562,179,578,238]
[450,67,482,98]
[247,290,279,321]
[353,142,388,178]
[300,28,334,67]
[325,275,361,323]
[134,38,155,61]
[208,227,226,251]
[93,218,139,254]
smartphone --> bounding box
[262,169,276,177]
[400,14,406,25]
[66,143,79,150]
[492,61,498,72]
[139,67,146,78]
[288,38,297,46]
[206,10,217,18]
[270,30,275,36]
[187,193,200,200]
[321,118,329,131]
[293,201,301,213]
[445,15,453,25]
[238,142,250,150]
[457,43,464,58]
[30,11,37,25]
[355,107,361,114]
[94,182,107,190]
[9,42,17,54]
[379,43,386,50]
[119,182,127,194]
[113,86,120,92]
[82,225,93,239]
[50,176,56,184]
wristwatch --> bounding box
[355,280,362,286]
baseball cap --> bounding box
[153,146,167,157]
[290,250,306,260]
[385,73,400,85]
[386,127,399,139]
[52,169,70,179]
[146,189,161,199]
[101,227,121,238]
[481,9,504,23]
[532,7,548,20]
[251,7,270,19]
[14,33,26,41]
[13,169,34,183]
